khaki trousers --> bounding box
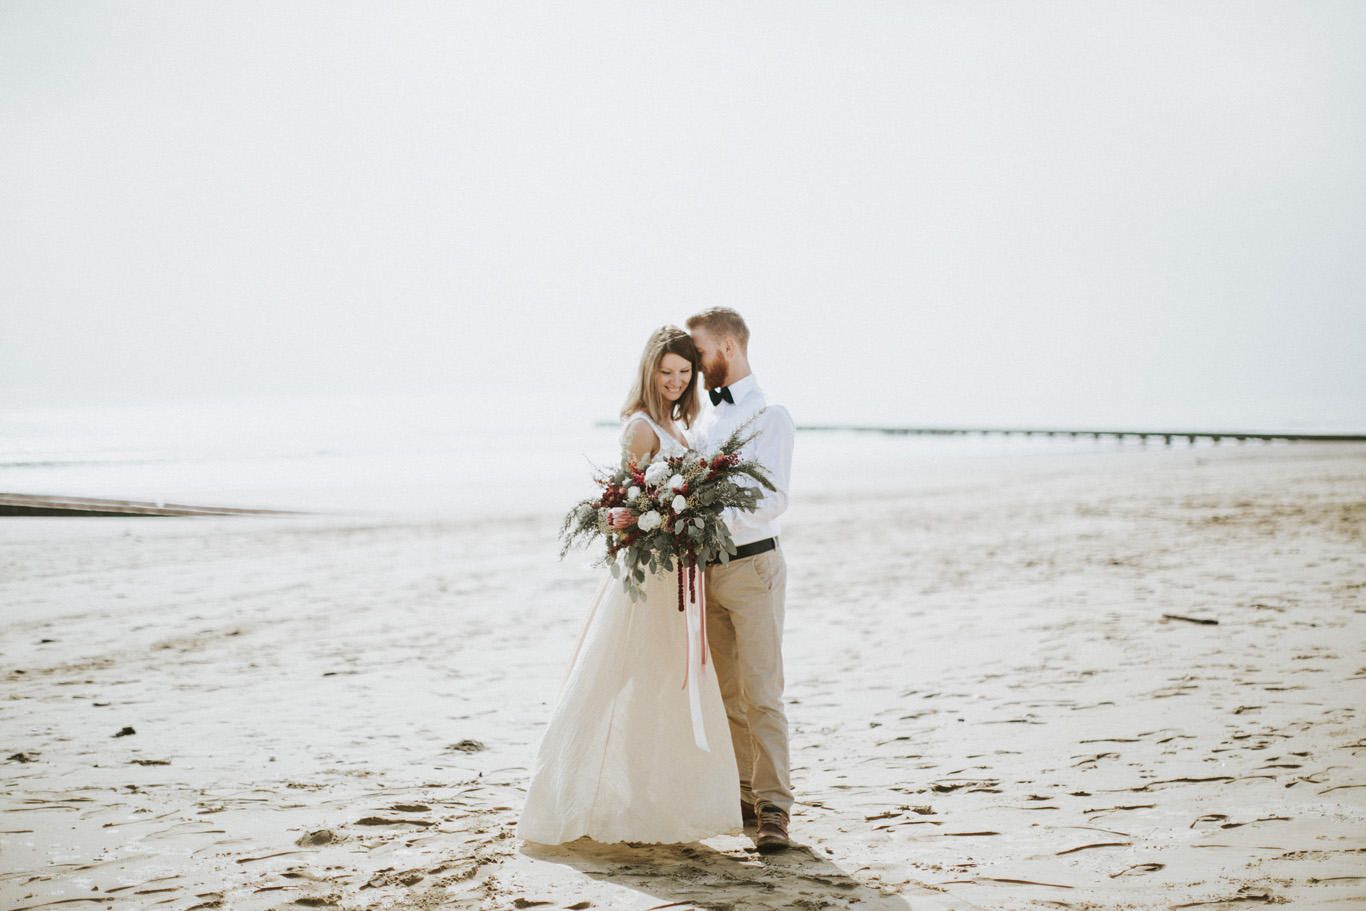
[704,545,792,814]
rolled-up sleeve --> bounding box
[720,405,795,543]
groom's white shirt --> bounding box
[696,373,795,548]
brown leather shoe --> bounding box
[754,805,790,853]
[741,799,758,826]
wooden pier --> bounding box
[0,493,301,517]
[794,426,1366,446]
[592,420,1365,446]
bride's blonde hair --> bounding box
[620,326,701,429]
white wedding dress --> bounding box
[518,414,741,845]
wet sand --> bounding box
[2,443,1364,910]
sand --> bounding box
[2,442,1364,910]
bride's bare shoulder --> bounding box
[621,416,660,462]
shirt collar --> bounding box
[722,373,759,406]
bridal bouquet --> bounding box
[560,417,774,607]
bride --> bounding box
[517,326,742,845]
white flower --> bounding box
[667,473,684,491]
[671,494,687,513]
[627,486,641,501]
[644,462,672,485]
[638,510,662,532]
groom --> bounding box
[687,307,796,853]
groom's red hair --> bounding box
[686,307,750,353]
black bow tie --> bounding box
[709,386,734,406]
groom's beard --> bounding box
[702,354,729,390]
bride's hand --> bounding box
[607,508,636,530]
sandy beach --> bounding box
[3,441,1364,911]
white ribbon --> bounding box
[683,573,710,752]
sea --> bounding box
[0,393,1334,519]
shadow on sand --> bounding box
[522,837,920,911]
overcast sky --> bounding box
[3,1,1364,431]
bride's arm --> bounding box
[621,418,659,465]
[608,418,660,530]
